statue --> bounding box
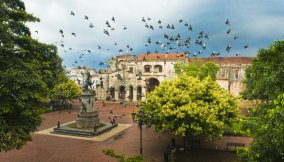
[83,71,94,91]
[81,102,87,112]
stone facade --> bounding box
[203,57,254,96]
[96,54,254,101]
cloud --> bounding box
[23,0,284,69]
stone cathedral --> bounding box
[96,53,254,102]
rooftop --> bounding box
[200,57,255,65]
[138,53,187,60]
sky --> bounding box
[22,0,284,70]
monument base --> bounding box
[52,121,118,137]
[75,111,100,128]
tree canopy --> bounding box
[0,0,66,151]
[238,40,284,161]
[242,40,284,101]
[174,59,219,80]
[238,94,284,162]
[140,74,238,139]
[51,80,82,103]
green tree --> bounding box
[140,74,238,140]
[237,94,284,162]
[174,58,219,80]
[0,0,66,151]
[51,80,82,103]
[238,40,284,161]
[103,149,144,162]
[242,40,284,101]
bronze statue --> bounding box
[83,71,94,91]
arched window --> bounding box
[144,65,151,72]
[128,86,133,100]
[154,65,163,72]
[235,70,239,79]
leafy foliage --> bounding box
[103,149,144,162]
[140,74,238,139]
[0,0,66,151]
[238,40,284,161]
[237,94,284,162]
[174,59,219,80]
[51,80,82,102]
[242,40,284,101]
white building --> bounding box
[67,66,98,89]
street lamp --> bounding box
[133,108,145,155]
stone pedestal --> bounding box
[75,91,100,128]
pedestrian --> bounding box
[131,111,136,122]
[112,118,116,124]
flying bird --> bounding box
[205,33,209,39]
[103,29,110,36]
[188,25,193,31]
[226,45,232,53]
[59,29,63,34]
[111,17,115,22]
[89,23,94,28]
[84,15,88,20]
[244,44,248,49]
[71,32,76,37]
[70,11,75,16]
[225,19,230,26]
[226,29,231,34]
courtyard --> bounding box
[0,100,239,162]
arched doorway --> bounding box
[119,86,126,100]
[146,78,160,92]
[128,85,133,100]
[137,86,142,100]
[110,87,115,99]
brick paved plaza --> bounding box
[0,101,239,162]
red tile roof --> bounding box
[116,54,134,58]
[138,53,187,60]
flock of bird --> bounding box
[34,10,249,68]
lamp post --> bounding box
[134,108,145,155]
[138,113,143,155]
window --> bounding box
[129,67,133,73]
[144,65,151,72]
[154,65,163,73]
[235,70,239,79]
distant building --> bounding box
[67,66,98,89]
[96,53,254,101]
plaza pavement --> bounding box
[0,100,240,162]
